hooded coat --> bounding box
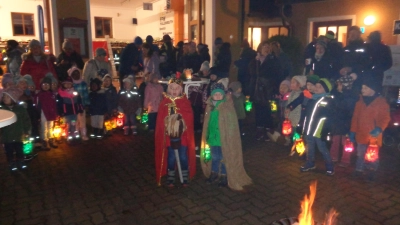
[20,53,58,90]
[200,94,252,191]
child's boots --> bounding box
[218,175,228,188]
[167,170,175,187]
[206,172,219,184]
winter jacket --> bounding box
[6,47,24,75]
[143,54,160,79]
[20,53,58,90]
[342,40,371,75]
[214,50,232,77]
[303,95,334,139]
[287,90,313,132]
[232,94,246,120]
[351,95,390,146]
[159,42,176,78]
[0,104,31,143]
[365,42,393,82]
[287,90,302,127]
[330,89,357,135]
[306,53,336,80]
[104,85,118,115]
[82,59,112,85]
[73,81,90,107]
[55,51,84,81]
[118,86,142,115]
[119,43,143,76]
[35,90,58,121]
[234,47,257,84]
[88,89,107,116]
[276,51,292,80]
[144,83,164,113]
[255,54,282,100]
[181,52,203,73]
[56,88,84,116]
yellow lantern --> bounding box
[292,138,306,156]
[52,126,62,138]
[104,120,113,131]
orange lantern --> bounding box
[282,119,292,136]
[116,113,124,127]
[344,137,354,152]
[365,138,379,162]
[104,120,113,131]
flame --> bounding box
[298,181,317,225]
[323,208,339,225]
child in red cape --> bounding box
[155,78,196,187]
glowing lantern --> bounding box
[104,120,113,131]
[292,138,306,155]
[270,100,278,112]
[203,144,211,163]
[365,138,379,162]
[23,139,34,155]
[292,131,301,142]
[141,110,149,124]
[282,119,292,136]
[52,126,62,138]
[117,113,124,127]
[344,137,354,153]
[245,96,253,112]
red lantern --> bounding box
[365,138,379,162]
[282,119,292,136]
[116,113,124,127]
[344,137,354,152]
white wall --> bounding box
[0,0,44,41]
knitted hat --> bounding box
[362,73,380,92]
[123,75,135,84]
[280,79,291,89]
[292,75,307,87]
[214,37,223,45]
[316,40,327,49]
[102,73,112,81]
[62,76,73,84]
[67,67,81,78]
[3,87,22,103]
[23,75,35,88]
[318,78,332,93]
[338,75,354,91]
[29,39,41,49]
[168,77,183,86]
[134,36,143,45]
[46,73,58,85]
[228,81,242,93]
[62,39,73,50]
[211,82,225,96]
[40,76,52,86]
[325,31,335,40]
[200,61,210,72]
[98,69,109,78]
[146,35,154,43]
[368,31,381,43]
[163,34,172,42]
[95,48,107,57]
[2,73,14,88]
[307,75,320,85]
[16,76,27,85]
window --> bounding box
[11,13,34,36]
[188,0,205,43]
[312,20,352,46]
[248,27,262,51]
[94,17,112,38]
[268,26,288,38]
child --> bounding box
[200,83,252,190]
[350,75,390,180]
[144,73,164,131]
[88,78,107,139]
[1,73,15,89]
[118,75,142,135]
[69,67,90,141]
[155,78,196,187]
[329,77,357,167]
[35,75,58,150]
[57,76,84,144]
[278,79,291,123]
[286,76,306,141]
[228,81,246,136]
[0,87,31,170]
[300,78,335,175]
[102,74,118,135]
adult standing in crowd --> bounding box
[145,35,160,55]
[82,47,111,84]
[176,43,189,73]
[251,41,281,141]
[55,39,85,82]
[159,34,177,78]
[365,31,393,85]
[234,39,256,95]
[305,40,337,81]
[143,43,160,80]
[5,40,24,77]
[214,42,232,78]
[197,43,210,63]
[119,36,143,85]
[270,41,292,81]
[181,42,203,73]
[20,39,57,90]
[304,31,343,67]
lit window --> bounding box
[94,17,113,38]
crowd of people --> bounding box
[0,26,394,189]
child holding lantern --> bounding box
[102,74,119,136]
[350,74,390,180]
[1,87,31,171]
[200,83,252,190]
[155,78,196,187]
[118,75,142,135]
[88,78,107,139]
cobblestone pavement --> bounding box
[1,123,400,225]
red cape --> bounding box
[155,93,196,186]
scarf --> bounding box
[362,93,379,106]
[312,92,328,100]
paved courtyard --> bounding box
[1,121,400,225]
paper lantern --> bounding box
[141,110,149,124]
[344,137,354,153]
[292,131,301,142]
[365,138,379,162]
[104,120,113,131]
[245,96,252,112]
[203,144,211,163]
[52,126,62,138]
[23,139,34,155]
[270,100,278,112]
[282,119,292,136]
[295,138,306,155]
[117,113,124,127]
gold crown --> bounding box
[168,78,183,86]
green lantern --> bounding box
[203,144,211,163]
[141,111,149,124]
[23,139,34,155]
[292,131,301,142]
[245,96,253,112]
